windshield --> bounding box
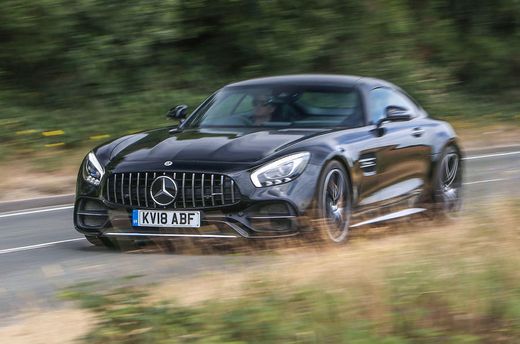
[183,85,364,129]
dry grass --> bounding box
[0,148,85,201]
[65,200,520,342]
[146,200,520,309]
[452,122,520,150]
[0,309,93,344]
[4,200,520,342]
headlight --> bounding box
[82,152,105,186]
[251,152,310,187]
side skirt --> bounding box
[350,208,426,228]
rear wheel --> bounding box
[311,160,352,244]
[432,145,463,219]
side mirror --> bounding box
[375,105,412,129]
[385,105,412,122]
[166,104,188,119]
[372,106,413,136]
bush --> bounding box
[1,0,518,155]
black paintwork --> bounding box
[74,74,461,239]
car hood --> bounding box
[107,127,330,166]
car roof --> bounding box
[226,74,395,89]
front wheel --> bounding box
[431,145,463,220]
[85,235,113,248]
[311,161,352,244]
[84,235,136,250]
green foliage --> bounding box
[2,0,517,96]
[0,0,518,154]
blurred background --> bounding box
[0,0,518,161]
[1,2,520,342]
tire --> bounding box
[84,235,112,248]
[431,145,463,220]
[310,160,352,244]
[85,235,139,251]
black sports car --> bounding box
[74,75,463,246]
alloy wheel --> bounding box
[439,150,462,216]
[322,168,350,242]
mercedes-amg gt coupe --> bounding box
[74,75,463,247]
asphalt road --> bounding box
[1,146,519,323]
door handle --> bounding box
[412,127,425,137]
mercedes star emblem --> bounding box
[150,176,178,206]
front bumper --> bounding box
[74,197,303,239]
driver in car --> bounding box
[251,94,276,125]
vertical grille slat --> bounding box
[231,180,235,203]
[153,172,157,208]
[220,175,225,205]
[120,174,124,205]
[105,171,239,209]
[173,172,177,208]
[144,172,149,207]
[182,173,186,208]
[191,173,196,208]
[136,173,141,207]
[128,173,133,206]
[113,174,118,203]
[201,174,206,207]
[210,174,215,206]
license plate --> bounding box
[132,210,200,228]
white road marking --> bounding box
[0,193,74,204]
[0,205,74,219]
[0,238,85,255]
[463,151,520,160]
[463,178,507,186]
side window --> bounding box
[368,88,391,124]
[387,90,417,114]
[368,88,417,124]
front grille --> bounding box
[104,172,240,209]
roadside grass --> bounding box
[60,200,520,343]
[0,147,85,201]
[0,89,199,162]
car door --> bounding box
[344,127,385,208]
[365,87,432,206]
